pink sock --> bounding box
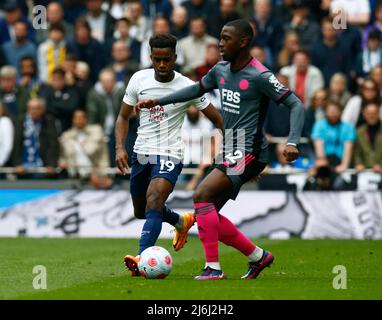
[194,203,220,262]
[218,214,256,256]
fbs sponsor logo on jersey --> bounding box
[221,89,240,114]
[149,105,168,123]
[268,75,284,92]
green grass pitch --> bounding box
[1,237,381,300]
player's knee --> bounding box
[193,187,210,204]
[146,192,165,212]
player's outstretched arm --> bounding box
[115,102,135,175]
[136,82,208,109]
[282,93,305,162]
[201,104,224,134]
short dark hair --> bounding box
[116,17,131,26]
[74,17,91,34]
[368,29,381,41]
[149,34,177,53]
[52,67,66,77]
[20,55,35,64]
[49,22,65,34]
[326,100,342,111]
[293,48,311,59]
[225,19,254,47]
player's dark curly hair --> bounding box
[225,19,254,48]
[149,34,177,53]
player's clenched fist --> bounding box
[283,144,299,162]
[135,99,159,109]
[116,148,129,175]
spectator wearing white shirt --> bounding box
[179,16,218,75]
[59,110,111,185]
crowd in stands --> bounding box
[0,0,382,190]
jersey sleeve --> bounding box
[183,77,210,110]
[256,71,292,104]
[122,72,139,106]
[200,64,218,91]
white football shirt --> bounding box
[123,69,210,160]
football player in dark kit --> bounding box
[136,20,305,280]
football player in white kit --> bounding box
[115,34,224,276]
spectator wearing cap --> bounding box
[12,97,59,178]
[284,0,320,52]
[35,1,74,45]
[355,30,382,79]
[0,65,29,120]
[0,0,35,46]
[311,17,350,87]
[354,103,382,173]
[2,20,37,76]
[38,23,67,83]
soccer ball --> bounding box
[138,246,173,279]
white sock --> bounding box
[247,246,264,262]
[205,262,221,270]
[175,215,184,229]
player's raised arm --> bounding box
[257,72,305,162]
[115,102,135,174]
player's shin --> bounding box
[194,203,220,270]
[218,214,262,259]
[138,210,163,254]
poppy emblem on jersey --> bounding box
[148,258,157,267]
[239,79,249,91]
[220,77,225,84]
